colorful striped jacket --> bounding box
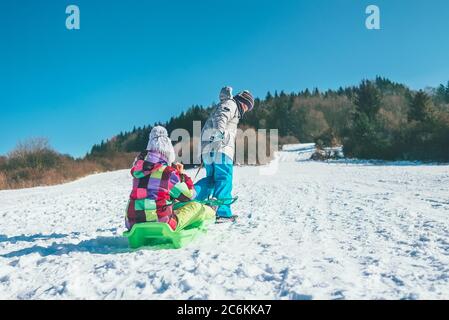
[125,151,195,231]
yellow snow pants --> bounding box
[174,202,216,231]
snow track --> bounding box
[1,153,448,299]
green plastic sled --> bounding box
[123,198,237,250]
[123,220,208,249]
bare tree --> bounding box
[8,137,53,159]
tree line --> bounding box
[1,77,448,190]
[89,77,449,162]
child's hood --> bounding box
[131,151,169,179]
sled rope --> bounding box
[192,162,204,183]
[169,197,238,211]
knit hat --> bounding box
[146,126,176,164]
[234,90,255,114]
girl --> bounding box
[125,126,215,231]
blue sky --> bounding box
[1,0,449,157]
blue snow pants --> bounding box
[194,152,234,218]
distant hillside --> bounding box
[89,105,213,157]
[1,77,449,190]
[88,77,449,161]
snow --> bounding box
[1,146,449,300]
[282,143,316,152]
[279,143,316,162]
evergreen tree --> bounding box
[408,90,430,122]
[337,87,344,95]
[442,81,449,103]
[303,88,311,97]
[355,80,381,120]
[435,81,449,103]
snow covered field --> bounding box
[1,150,449,299]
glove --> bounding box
[219,86,233,102]
[172,162,184,174]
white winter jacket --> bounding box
[201,98,240,161]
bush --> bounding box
[0,138,135,190]
[279,135,300,146]
[0,171,7,189]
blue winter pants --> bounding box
[194,152,234,218]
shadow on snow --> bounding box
[0,233,186,257]
[0,236,132,257]
[0,233,71,244]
